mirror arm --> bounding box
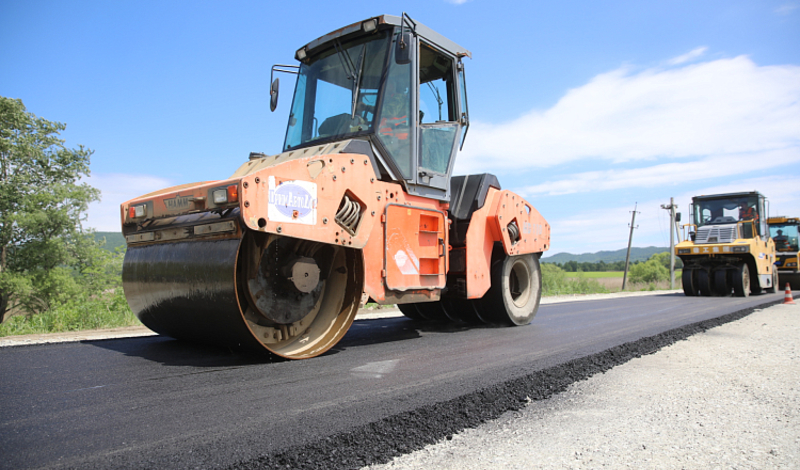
[399,12,417,49]
[269,64,300,112]
[458,60,470,151]
[270,64,300,86]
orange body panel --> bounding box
[464,188,551,299]
[121,152,451,304]
[121,152,549,306]
[384,204,447,291]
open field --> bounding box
[565,270,683,292]
[565,271,624,278]
[564,270,683,279]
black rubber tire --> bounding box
[477,253,542,326]
[682,268,697,296]
[415,301,450,322]
[697,269,713,296]
[397,303,425,320]
[470,298,495,324]
[714,269,731,296]
[733,263,750,297]
[766,269,778,293]
[441,298,479,324]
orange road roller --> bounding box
[121,14,551,359]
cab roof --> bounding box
[299,14,471,60]
[692,191,765,201]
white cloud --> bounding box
[445,0,470,4]
[519,147,800,196]
[674,175,800,221]
[775,3,799,15]
[543,198,670,255]
[667,46,708,65]
[544,175,800,254]
[456,54,800,174]
[456,49,800,254]
[84,173,175,231]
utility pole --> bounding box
[621,203,639,291]
[661,198,678,289]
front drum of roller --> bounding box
[122,232,363,359]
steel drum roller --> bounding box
[123,223,363,359]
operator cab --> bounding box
[270,14,470,202]
[768,217,800,252]
[690,191,767,242]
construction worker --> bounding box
[376,74,412,176]
[774,229,790,250]
[739,202,757,221]
[378,78,410,140]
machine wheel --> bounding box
[732,263,750,297]
[441,298,482,324]
[415,301,451,322]
[241,234,363,359]
[766,270,778,294]
[397,303,425,320]
[682,268,697,296]
[697,269,713,296]
[478,252,542,326]
[714,269,731,296]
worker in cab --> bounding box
[774,229,790,250]
[378,78,410,141]
[739,202,757,222]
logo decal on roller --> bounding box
[164,194,191,210]
[268,177,317,225]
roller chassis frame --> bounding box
[119,15,552,359]
[121,147,550,358]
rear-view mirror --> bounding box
[395,32,411,64]
[270,78,280,112]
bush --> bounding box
[629,259,669,284]
[0,289,138,337]
[541,263,609,296]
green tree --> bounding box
[651,251,683,269]
[629,259,669,284]
[0,96,104,322]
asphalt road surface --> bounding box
[0,292,784,470]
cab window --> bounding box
[418,43,458,175]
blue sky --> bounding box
[2,0,799,256]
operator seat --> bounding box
[448,174,501,247]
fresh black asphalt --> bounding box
[0,292,785,469]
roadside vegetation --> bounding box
[0,97,138,338]
[543,252,682,295]
[542,264,610,296]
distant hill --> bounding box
[94,232,126,251]
[541,246,667,264]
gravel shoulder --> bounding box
[364,302,800,470]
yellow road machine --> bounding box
[676,191,777,297]
[767,216,800,289]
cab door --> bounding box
[410,41,461,200]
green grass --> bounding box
[0,290,140,337]
[542,264,610,296]
[565,269,682,279]
[565,271,625,278]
